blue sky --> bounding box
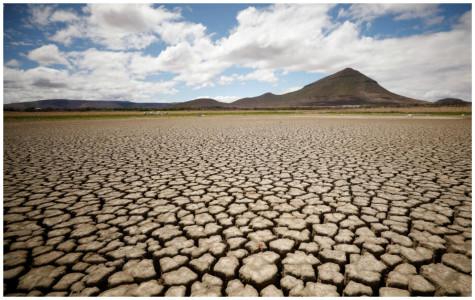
[3,3,472,103]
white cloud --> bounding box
[49,17,86,46]
[238,69,278,83]
[455,10,471,30]
[29,4,56,26]
[275,86,302,95]
[3,64,178,103]
[125,4,338,90]
[50,9,80,23]
[48,3,212,52]
[338,4,444,26]
[8,4,472,103]
[215,69,279,85]
[51,4,181,50]
[166,41,229,88]
[27,44,70,66]
[68,48,131,73]
[5,59,21,67]
[86,4,178,33]
[209,4,470,101]
[4,66,69,95]
[215,95,241,103]
[348,12,471,101]
[216,4,336,70]
[193,95,240,103]
[217,75,236,85]
[155,21,207,45]
[29,4,81,26]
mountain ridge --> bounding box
[434,98,471,106]
[4,99,173,110]
[6,68,459,110]
[170,68,430,109]
[229,68,427,108]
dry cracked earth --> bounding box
[3,115,472,297]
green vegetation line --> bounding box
[3,111,302,122]
[4,110,470,122]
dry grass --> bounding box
[3,106,471,122]
[337,106,472,113]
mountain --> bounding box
[230,68,428,108]
[5,68,434,110]
[4,99,173,110]
[168,98,228,108]
[434,98,471,106]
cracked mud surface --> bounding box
[3,115,472,296]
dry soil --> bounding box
[3,115,472,296]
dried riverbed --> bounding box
[3,115,472,296]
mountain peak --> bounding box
[231,68,427,108]
[333,67,364,77]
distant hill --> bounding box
[4,99,173,110]
[434,98,471,106]
[168,98,228,109]
[5,68,438,110]
[230,68,428,108]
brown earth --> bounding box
[3,115,472,296]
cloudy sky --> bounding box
[3,3,472,104]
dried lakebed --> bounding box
[3,115,472,296]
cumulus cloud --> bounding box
[217,75,236,85]
[124,4,338,89]
[27,44,70,66]
[7,4,472,103]
[86,4,178,33]
[48,3,211,51]
[347,11,471,101]
[50,22,85,47]
[238,69,278,83]
[32,78,67,88]
[216,4,336,70]
[215,69,279,85]
[50,9,80,23]
[5,59,21,67]
[155,21,207,45]
[338,4,444,26]
[29,4,80,26]
[6,45,179,103]
[29,4,56,26]
[49,4,181,50]
[4,64,178,103]
[209,4,470,101]
[4,66,69,93]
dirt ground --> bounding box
[3,115,472,296]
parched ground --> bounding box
[3,115,472,296]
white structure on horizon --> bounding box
[407,114,413,118]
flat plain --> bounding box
[3,115,472,296]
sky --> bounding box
[3,2,472,104]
